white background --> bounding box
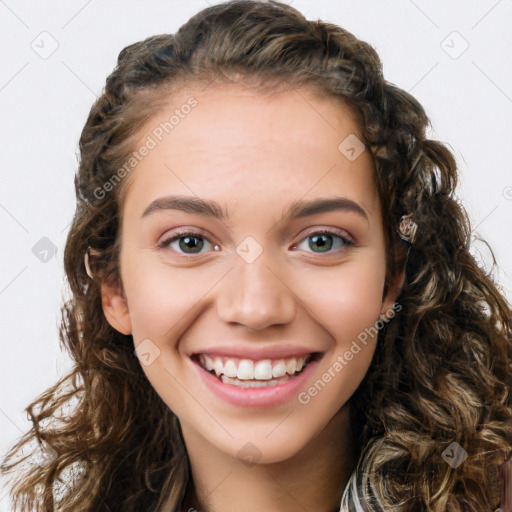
[1,0,511,508]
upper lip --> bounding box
[190,344,323,360]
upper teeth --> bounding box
[198,354,310,380]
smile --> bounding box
[191,352,321,388]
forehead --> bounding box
[120,84,379,224]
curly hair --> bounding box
[2,1,511,510]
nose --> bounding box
[216,252,297,331]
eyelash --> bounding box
[157,227,355,257]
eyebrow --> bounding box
[141,194,369,224]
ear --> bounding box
[100,274,132,335]
[379,263,406,319]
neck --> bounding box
[180,404,357,512]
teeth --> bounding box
[199,354,311,381]
[221,375,285,388]
[272,360,286,378]
[204,355,213,371]
[237,359,254,380]
[213,357,223,377]
[223,359,238,378]
[285,358,297,375]
[253,360,273,380]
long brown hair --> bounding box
[2,1,511,510]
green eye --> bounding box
[159,230,212,255]
[294,230,354,254]
[158,228,355,257]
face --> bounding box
[101,83,403,465]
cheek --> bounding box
[296,257,386,343]
[290,262,386,426]
[123,261,205,342]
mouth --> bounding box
[190,352,323,389]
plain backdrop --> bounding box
[1,0,511,508]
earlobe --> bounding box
[101,276,132,335]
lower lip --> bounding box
[190,356,320,408]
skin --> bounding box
[101,83,405,512]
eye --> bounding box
[292,228,355,255]
[157,229,215,256]
[157,227,355,257]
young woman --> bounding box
[2,1,511,511]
